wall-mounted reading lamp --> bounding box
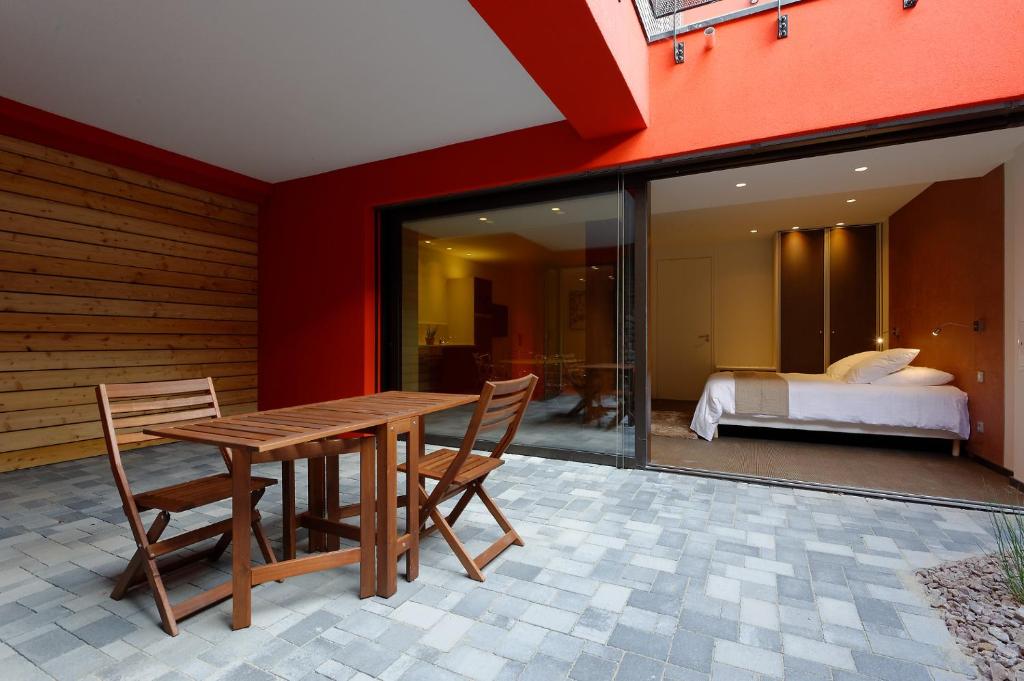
[931,320,984,336]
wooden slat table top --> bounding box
[145,391,478,453]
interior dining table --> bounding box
[145,390,478,630]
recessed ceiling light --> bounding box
[591,265,599,270]
[423,240,431,244]
[478,217,487,221]
[466,253,473,256]
[750,229,758,233]
[791,226,800,230]
[854,166,869,172]
[735,182,747,188]
[446,247,452,251]
[551,207,561,212]
[835,222,845,226]
[578,278,585,282]
[846,198,857,203]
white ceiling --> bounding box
[651,128,1024,215]
[410,193,622,255]
[0,1,563,182]
[652,185,930,245]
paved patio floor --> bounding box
[0,443,994,681]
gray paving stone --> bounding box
[15,626,84,665]
[71,613,138,648]
[851,651,932,681]
[521,653,574,681]
[615,652,665,681]
[570,652,616,681]
[668,629,715,673]
[608,624,671,661]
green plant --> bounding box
[992,511,1024,603]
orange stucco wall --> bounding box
[259,0,1024,409]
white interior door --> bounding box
[654,257,713,401]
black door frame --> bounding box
[377,100,1024,485]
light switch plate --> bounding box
[976,370,985,383]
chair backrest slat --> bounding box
[109,393,217,414]
[478,402,522,428]
[104,378,213,399]
[485,389,532,410]
[477,414,516,433]
[112,406,219,431]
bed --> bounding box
[690,371,971,455]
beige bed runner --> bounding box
[734,371,790,417]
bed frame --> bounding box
[717,415,963,456]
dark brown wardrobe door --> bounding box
[780,230,825,373]
[828,225,877,363]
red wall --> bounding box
[259,0,1024,409]
[889,168,1005,466]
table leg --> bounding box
[282,460,296,560]
[376,423,398,597]
[307,456,326,552]
[405,417,420,582]
[231,448,253,630]
[359,437,376,598]
[326,454,340,552]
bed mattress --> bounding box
[690,372,970,441]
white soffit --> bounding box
[651,127,1024,214]
[0,1,563,182]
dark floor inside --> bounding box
[649,400,1023,506]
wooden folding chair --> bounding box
[95,378,278,636]
[399,374,537,581]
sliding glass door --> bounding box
[380,179,639,466]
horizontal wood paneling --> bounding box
[0,134,259,472]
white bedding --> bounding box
[690,372,970,441]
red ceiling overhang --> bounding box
[470,0,650,140]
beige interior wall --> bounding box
[651,218,776,380]
[1006,143,1024,480]
[417,246,482,345]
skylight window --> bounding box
[634,0,805,43]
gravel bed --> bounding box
[918,554,1024,681]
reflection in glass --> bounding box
[398,192,634,461]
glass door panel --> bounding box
[388,187,635,465]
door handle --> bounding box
[697,334,710,341]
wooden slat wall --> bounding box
[0,134,259,472]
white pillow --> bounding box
[871,366,954,386]
[826,351,880,381]
[844,348,920,384]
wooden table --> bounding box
[146,391,477,629]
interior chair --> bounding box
[398,374,537,581]
[95,378,277,636]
